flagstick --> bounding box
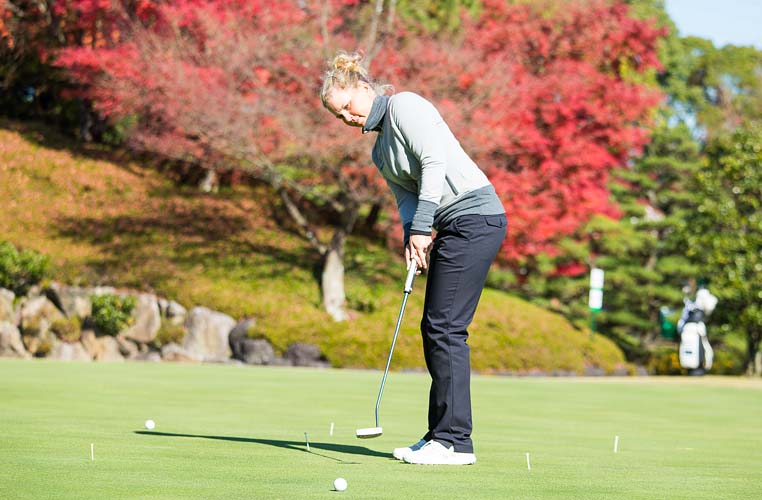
[90,443,94,461]
[329,422,334,436]
[304,432,310,452]
[614,435,620,453]
[526,452,531,471]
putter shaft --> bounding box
[374,262,418,428]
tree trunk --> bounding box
[276,187,359,322]
[746,330,761,376]
[321,233,348,322]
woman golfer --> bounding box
[321,52,506,465]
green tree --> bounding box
[684,122,762,375]
[525,0,699,363]
[678,39,762,139]
[534,1,760,371]
[395,0,479,32]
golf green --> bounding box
[2,359,760,499]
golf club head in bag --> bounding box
[356,260,418,439]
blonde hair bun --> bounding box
[331,52,368,80]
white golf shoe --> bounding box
[402,440,477,465]
[392,439,427,460]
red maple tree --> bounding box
[373,0,664,273]
[45,0,664,317]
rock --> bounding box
[95,336,124,362]
[161,342,201,362]
[0,288,14,323]
[90,286,117,296]
[20,296,65,338]
[159,299,187,326]
[122,294,161,343]
[49,341,91,361]
[18,296,63,356]
[21,331,55,357]
[80,330,101,358]
[584,366,606,377]
[611,366,630,376]
[0,321,31,358]
[132,351,162,362]
[285,342,329,368]
[182,307,235,361]
[229,319,277,364]
[44,283,92,320]
[242,339,276,365]
[115,335,139,358]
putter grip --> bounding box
[404,260,418,293]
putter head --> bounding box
[355,426,383,439]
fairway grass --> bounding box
[1,360,760,499]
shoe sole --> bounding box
[403,455,476,465]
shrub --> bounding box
[50,317,82,343]
[153,321,187,348]
[90,294,136,336]
[647,344,684,375]
[0,241,50,296]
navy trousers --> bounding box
[421,213,507,453]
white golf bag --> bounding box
[677,288,717,373]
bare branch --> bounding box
[363,0,384,66]
[279,188,328,255]
[386,0,396,32]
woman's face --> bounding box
[326,82,375,128]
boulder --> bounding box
[49,341,91,361]
[182,307,235,361]
[115,335,139,358]
[20,296,65,337]
[0,288,14,323]
[161,342,201,362]
[95,336,124,362]
[90,286,117,296]
[159,298,187,326]
[132,351,162,362]
[80,330,101,358]
[229,319,276,365]
[19,296,64,356]
[45,283,92,320]
[242,339,276,365]
[0,321,31,358]
[285,342,329,368]
[122,294,161,343]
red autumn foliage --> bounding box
[47,0,663,276]
[373,0,664,269]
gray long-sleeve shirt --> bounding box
[365,92,504,243]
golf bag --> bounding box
[677,288,717,374]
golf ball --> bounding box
[333,477,347,491]
[144,419,155,430]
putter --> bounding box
[356,260,419,439]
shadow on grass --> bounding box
[135,430,388,463]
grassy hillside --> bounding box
[1,119,625,373]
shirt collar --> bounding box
[362,95,390,134]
